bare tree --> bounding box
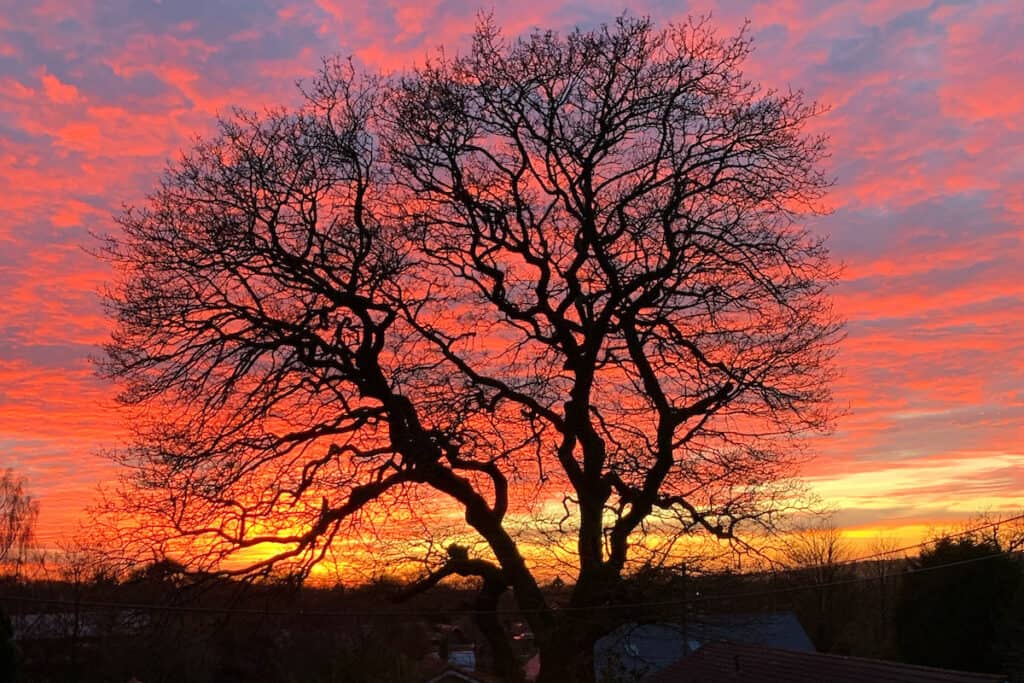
[782,519,849,573]
[781,518,850,650]
[0,468,37,682]
[865,533,904,657]
[964,510,1024,553]
[100,16,841,681]
[0,469,38,578]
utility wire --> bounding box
[695,511,1024,584]
[1,539,1019,618]
[810,512,1024,567]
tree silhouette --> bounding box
[100,16,840,681]
[781,518,851,651]
[0,468,38,576]
[1,469,37,682]
[897,535,1021,674]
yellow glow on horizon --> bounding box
[806,451,1024,513]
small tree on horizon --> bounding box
[781,517,852,651]
[0,469,38,683]
[99,15,841,681]
[0,468,38,579]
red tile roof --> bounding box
[644,641,1007,683]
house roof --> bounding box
[420,656,503,683]
[593,611,815,681]
[594,621,688,678]
[686,611,815,653]
[424,667,487,683]
[643,641,1008,683]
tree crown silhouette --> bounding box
[101,15,841,680]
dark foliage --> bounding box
[6,544,1021,681]
[897,536,1021,674]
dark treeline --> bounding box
[2,532,1023,683]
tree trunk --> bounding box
[532,610,617,683]
[536,632,596,683]
[475,578,523,682]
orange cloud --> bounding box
[0,0,1022,563]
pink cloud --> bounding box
[40,69,80,103]
[0,0,1021,551]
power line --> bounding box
[4,513,1022,618]
[825,512,1024,566]
[1,542,1018,618]
[693,511,1024,584]
[687,550,1013,606]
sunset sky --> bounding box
[1,0,1021,554]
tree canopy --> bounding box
[897,534,1023,674]
[101,16,840,680]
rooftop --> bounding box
[644,641,1008,683]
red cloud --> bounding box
[1,0,1021,554]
